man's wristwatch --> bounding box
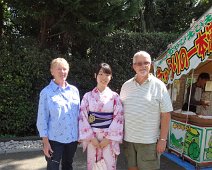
[159,138,167,142]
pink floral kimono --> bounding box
[79,87,124,170]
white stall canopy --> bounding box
[154,6,212,85]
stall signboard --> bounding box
[154,7,212,85]
[169,119,212,163]
[204,129,212,161]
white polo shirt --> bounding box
[120,74,173,143]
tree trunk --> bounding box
[144,0,155,32]
[39,16,48,48]
[139,7,146,33]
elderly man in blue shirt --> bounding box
[36,58,80,170]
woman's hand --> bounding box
[99,138,110,148]
[91,138,100,148]
[42,137,53,158]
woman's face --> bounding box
[96,68,111,88]
[51,64,69,84]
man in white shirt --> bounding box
[182,72,210,113]
[120,51,173,170]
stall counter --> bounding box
[168,118,212,167]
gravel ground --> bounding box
[0,140,42,154]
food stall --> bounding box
[153,6,212,169]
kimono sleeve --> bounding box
[106,93,124,142]
[79,93,94,141]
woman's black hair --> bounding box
[95,63,112,75]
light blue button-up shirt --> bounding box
[36,80,80,143]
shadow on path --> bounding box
[0,147,185,170]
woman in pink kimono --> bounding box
[79,63,124,170]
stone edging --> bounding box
[0,136,41,142]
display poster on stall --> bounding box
[204,129,212,161]
[169,120,203,162]
[154,7,212,85]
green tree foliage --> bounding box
[0,0,12,36]
[121,0,211,33]
[4,0,140,55]
[153,0,211,33]
[0,1,3,35]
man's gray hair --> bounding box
[133,51,151,64]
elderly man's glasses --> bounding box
[133,62,151,66]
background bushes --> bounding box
[0,32,178,137]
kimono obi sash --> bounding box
[88,111,113,128]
